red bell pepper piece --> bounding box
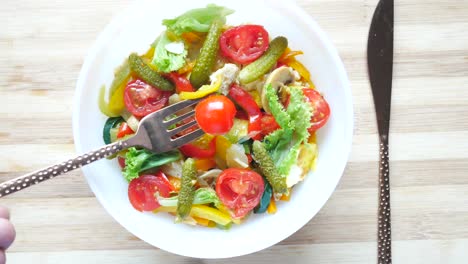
[179,137,216,159]
[117,122,134,138]
[228,84,263,140]
[165,72,195,93]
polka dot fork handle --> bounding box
[0,141,126,198]
[0,98,204,198]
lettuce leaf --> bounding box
[162,4,234,36]
[263,85,313,176]
[123,147,182,182]
[264,84,290,129]
[151,32,187,73]
[156,187,221,208]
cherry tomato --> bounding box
[195,95,237,135]
[124,79,172,118]
[260,114,281,136]
[302,88,331,132]
[165,72,195,93]
[116,122,134,138]
[220,25,270,64]
[128,172,174,212]
[215,168,264,218]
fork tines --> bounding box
[161,99,204,146]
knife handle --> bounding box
[378,134,391,264]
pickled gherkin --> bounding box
[239,37,288,84]
[189,19,224,88]
[128,53,175,91]
[176,158,197,221]
[252,140,287,194]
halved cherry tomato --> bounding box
[220,25,269,64]
[285,88,331,133]
[124,79,172,118]
[228,84,262,140]
[179,137,216,159]
[215,168,264,218]
[260,114,281,136]
[165,72,195,93]
[118,156,126,169]
[117,122,134,138]
[128,172,174,212]
[195,95,236,135]
[302,88,331,132]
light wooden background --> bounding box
[1,0,467,263]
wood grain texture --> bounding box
[1,0,467,263]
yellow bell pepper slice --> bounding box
[215,136,232,164]
[285,59,315,88]
[142,46,155,60]
[153,206,177,213]
[194,158,217,171]
[178,61,195,75]
[267,197,277,214]
[193,216,216,227]
[167,176,181,191]
[181,32,203,43]
[191,205,232,226]
[98,85,119,117]
[154,205,232,226]
[280,189,292,201]
[179,76,222,100]
[107,81,127,114]
[279,47,304,62]
[248,90,262,109]
[193,134,215,148]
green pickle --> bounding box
[128,53,174,91]
[190,19,224,88]
[252,140,288,194]
[239,36,288,84]
[176,158,197,221]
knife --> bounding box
[367,0,394,263]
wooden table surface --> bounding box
[1,0,467,263]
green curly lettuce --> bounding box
[162,4,234,36]
[262,85,313,177]
[264,84,290,129]
[123,147,182,182]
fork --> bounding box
[0,99,204,198]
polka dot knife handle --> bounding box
[0,141,126,198]
[378,135,391,264]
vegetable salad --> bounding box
[99,4,330,229]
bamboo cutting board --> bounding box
[1,0,467,263]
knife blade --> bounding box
[367,0,394,263]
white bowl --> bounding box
[73,0,353,259]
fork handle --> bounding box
[0,141,128,198]
[378,134,391,264]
